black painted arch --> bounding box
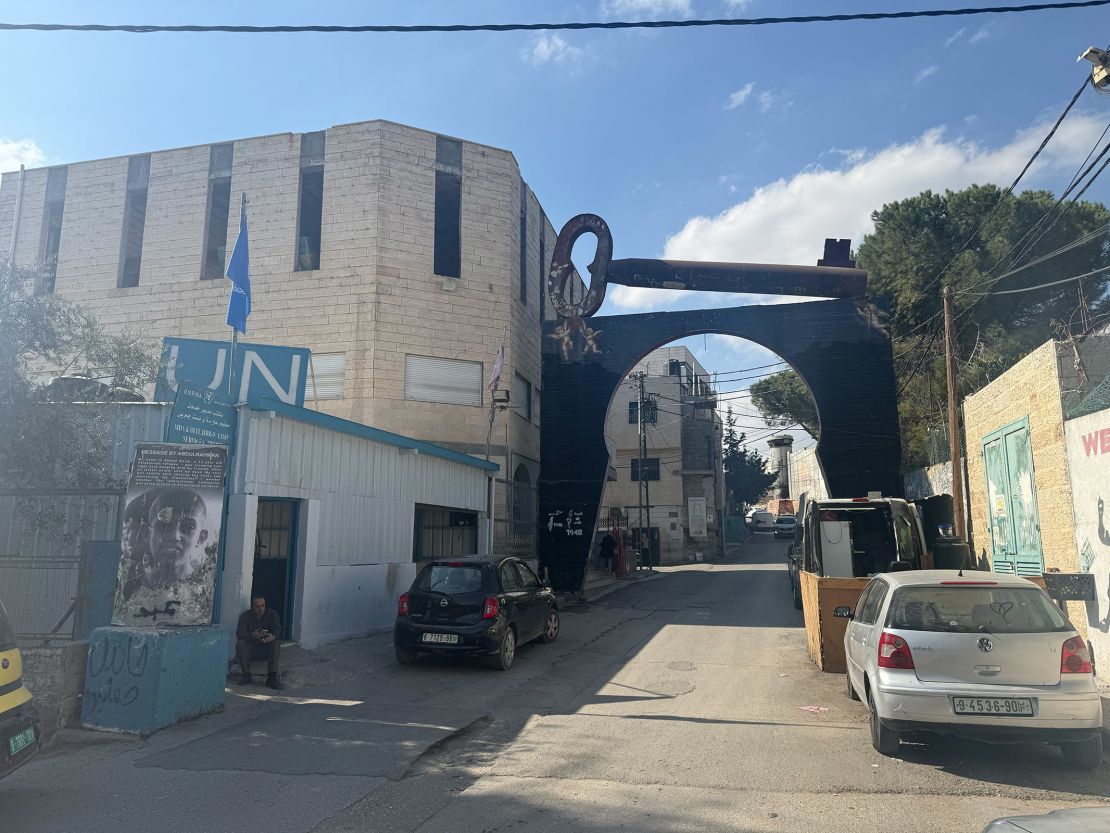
[538,298,902,591]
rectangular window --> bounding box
[629,400,657,424]
[306,352,346,400]
[631,458,660,482]
[404,355,483,406]
[519,181,528,304]
[539,224,546,320]
[37,166,68,294]
[513,373,532,420]
[668,359,682,376]
[201,143,233,280]
[117,154,150,288]
[413,505,479,561]
[434,135,462,279]
[295,131,325,272]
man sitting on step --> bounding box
[236,595,283,690]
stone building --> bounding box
[0,119,583,555]
[598,346,725,565]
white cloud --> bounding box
[944,27,967,48]
[524,33,584,66]
[758,90,776,113]
[726,0,754,9]
[968,25,993,44]
[0,138,45,173]
[607,113,1107,311]
[914,65,939,85]
[724,82,755,110]
[600,0,692,18]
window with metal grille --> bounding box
[117,154,150,288]
[631,458,660,481]
[295,131,325,272]
[628,400,657,424]
[434,136,462,279]
[513,373,531,420]
[37,166,67,294]
[306,352,346,400]
[404,355,482,406]
[201,143,233,280]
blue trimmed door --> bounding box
[982,417,1044,576]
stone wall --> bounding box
[20,642,88,736]
[788,446,828,502]
[963,340,1086,633]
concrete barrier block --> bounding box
[81,626,229,736]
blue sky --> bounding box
[2,0,1108,452]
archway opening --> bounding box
[592,332,820,573]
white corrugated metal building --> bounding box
[220,399,496,647]
[3,402,495,649]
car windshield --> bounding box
[887,586,1072,633]
[776,517,794,525]
[416,565,486,595]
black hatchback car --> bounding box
[394,557,559,670]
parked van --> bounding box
[785,494,928,609]
[0,596,40,779]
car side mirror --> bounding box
[833,606,854,619]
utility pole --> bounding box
[634,372,647,572]
[943,286,966,540]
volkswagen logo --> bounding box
[977,637,994,653]
[439,598,449,608]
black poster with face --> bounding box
[112,444,228,627]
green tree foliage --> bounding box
[722,407,778,509]
[746,185,1110,467]
[749,371,819,437]
[0,259,157,493]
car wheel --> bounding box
[846,668,860,701]
[867,686,900,756]
[486,627,516,671]
[395,645,419,666]
[538,609,560,644]
[1059,735,1103,770]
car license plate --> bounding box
[952,697,1034,716]
[8,726,35,756]
[421,633,459,645]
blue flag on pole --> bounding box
[225,194,251,334]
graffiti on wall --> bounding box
[1064,409,1110,677]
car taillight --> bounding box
[398,593,410,617]
[878,630,914,669]
[1061,637,1093,674]
[482,595,500,620]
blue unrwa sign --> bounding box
[155,337,311,407]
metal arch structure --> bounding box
[538,214,902,591]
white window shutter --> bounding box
[405,355,483,406]
[307,353,346,400]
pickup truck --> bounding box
[785,493,928,610]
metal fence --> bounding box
[0,492,122,644]
[491,477,537,560]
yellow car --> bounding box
[0,597,39,779]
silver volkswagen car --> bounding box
[838,570,1103,769]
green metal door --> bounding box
[981,417,1044,576]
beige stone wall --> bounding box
[0,120,577,488]
[963,341,1086,633]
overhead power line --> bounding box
[2,2,1108,34]
[961,263,1110,296]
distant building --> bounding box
[598,346,724,565]
[0,119,584,561]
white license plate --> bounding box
[952,697,1034,716]
[421,633,459,645]
[8,725,35,756]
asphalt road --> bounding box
[3,534,1107,833]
